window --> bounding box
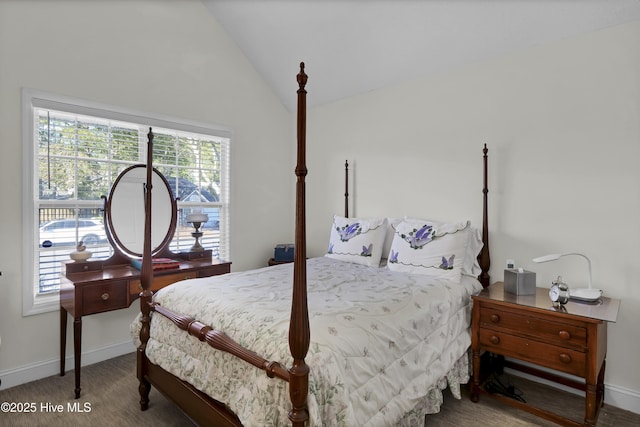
[22,89,231,315]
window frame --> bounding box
[22,88,232,315]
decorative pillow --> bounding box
[386,218,482,281]
[463,226,484,276]
[325,215,388,267]
[381,217,403,261]
[401,216,484,277]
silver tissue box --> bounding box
[504,269,536,295]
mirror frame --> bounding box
[104,164,177,259]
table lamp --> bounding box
[185,209,208,252]
[532,252,602,301]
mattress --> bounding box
[131,256,482,426]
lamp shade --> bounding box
[186,213,208,223]
[532,253,563,263]
[532,252,594,291]
[186,209,208,223]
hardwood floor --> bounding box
[0,352,638,426]
[429,375,640,427]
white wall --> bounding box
[1,0,638,415]
[306,21,640,411]
[0,1,294,387]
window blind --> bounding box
[33,107,230,294]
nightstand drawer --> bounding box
[479,307,587,350]
[82,281,127,314]
[478,329,586,377]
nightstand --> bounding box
[60,257,231,398]
[470,282,619,427]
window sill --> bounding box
[23,291,59,316]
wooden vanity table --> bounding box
[59,160,228,399]
[59,255,230,398]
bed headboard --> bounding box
[342,145,491,288]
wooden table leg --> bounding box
[583,358,606,427]
[584,358,606,427]
[585,382,598,427]
[60,307,67,376]
[73,316,82,399]
[471,349,481,402]
[597,359,606,408]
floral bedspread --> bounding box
[131,257,481,426]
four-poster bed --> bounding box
[133,63,491,426]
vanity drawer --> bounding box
[478,328,586,377]
[81,281,127,314]
[479,307,587,350]
[130,271,197,294]
[198,264,231,277]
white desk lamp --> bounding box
[532,252,602,301]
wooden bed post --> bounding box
[288,62,310,426]
[478,143,491,288]
[344,160,349,218]
[137,128,155,410]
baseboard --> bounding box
[0,340,135,390]
[506,367,640,415]
[601,383,640,415]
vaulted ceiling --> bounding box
[204,0,640,111]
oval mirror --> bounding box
[106,165,176,258]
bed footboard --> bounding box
[150,302,290,381]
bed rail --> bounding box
[150,303,290,382]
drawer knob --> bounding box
[489,335,500,345]
[558,330,571,340]
[101,292,110,301]
[489,314,500,323]
[559,353,572,364]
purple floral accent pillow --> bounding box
[386,218,478,282]
[326,215,388,267]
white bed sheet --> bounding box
[131,257,482,426]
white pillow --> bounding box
[386,218,482,281]
[464,226,484,277]
[325,216,388,267]
[401,216,483,276]
[381,217,402,260]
